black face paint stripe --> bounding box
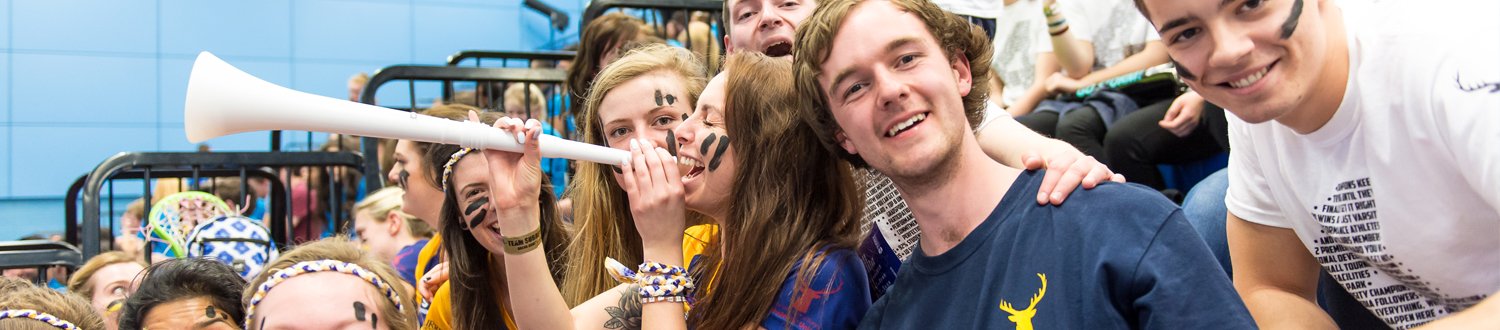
[1171,58,1198,81]
[708,135,730,171]
[398,170,411,189]
[664,94,677,105]
[1280,0,1304,39]
[666,130,678,157]
[655,90,664,106]
[465,198,488,215]
[370,313,378,329]
[205,306,216,318]
[468,209,488,230]
[681,113,689,121]
[353,301,367,322]
[700,133,717,156]
[259,317,267,330]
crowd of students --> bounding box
[3,0,1496,329]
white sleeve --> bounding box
[1223,115,1292,228]
[1432,38,1500,212]
[1056,0,1094,42]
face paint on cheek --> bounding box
[700,133,717,156]
[371,313,378,330]
[666,130,678,157]
[464,198,489,230]
[1281,0,1304,39]
[708,135,730,171]
[398,170,411,189]
[1171,58,1199,82]
[353,301,367,322]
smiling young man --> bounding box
[722,0,1128,301]
[793,0,1255,328]
[1132,0,1500,328]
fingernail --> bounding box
[630,139,640,150]
[517,132,526,144]
[1038,192,1048,202]
[1050,192,1062,201]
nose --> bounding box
[1206,22,1255,74]
[873,68,910,112]
[759,9,785,32]
[386,164,400,184]
[672,118,696,153]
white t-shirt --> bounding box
[1060,0,1159,70]
[931,0,1002,19]
[991,0,1049,107]
[1225,1,1500,328]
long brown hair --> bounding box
[687,52,864,329]
[418,109,571,329]
[566,13,652,115]
[561,44,709,306]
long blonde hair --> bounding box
[562,44,708,306]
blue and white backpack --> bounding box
[186,215,279,280]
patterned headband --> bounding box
[0,309,81,330]
[244,260,405,326]
[440,148,476,192]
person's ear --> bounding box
[837,130,859,155]
[724,35,735,54]
[950,51,974,97]
[386,212,403,236]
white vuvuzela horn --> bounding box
[184,51,629,166]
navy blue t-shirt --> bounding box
[859,170,1254,329]
[762,248,871,329]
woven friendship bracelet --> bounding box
[602,258,696,303]
[441,148,476,191]
[0,309,81,330]
[244,260,406,326]
[502,225,543,254]
[638,262,686,276]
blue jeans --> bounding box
[1182,168,1231,277]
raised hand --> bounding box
[615,138,688,258]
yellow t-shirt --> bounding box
[682,224,717,266]
[421,277,519,330]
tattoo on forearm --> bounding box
[603,284,642,330]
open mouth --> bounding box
[764,41,792,57]
[678,157,706,180]
[1220,60,1277,89]
[885,112,928,137]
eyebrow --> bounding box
[195,317,232,328]
[828,37,921,94]
[1158,0,1235,34]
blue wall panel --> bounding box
[159,128,269,152]
[1,0,10,49]
[11,54,158,125]
[160,0,292,58]
[0,0,583,221]
[293,0,413,63]
[413,5,523,61]
[12,0,157,54]
[11,127,157,198]
[0,126,9,197]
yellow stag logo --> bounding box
[998,273,1048,330]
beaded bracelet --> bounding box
[0,309,81,330]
